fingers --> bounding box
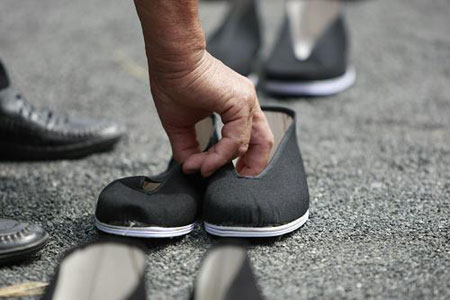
[165,68,273,177]
[200,138,244,177]
[182,83,254,175]
[236,109,274,176]
[197,79,255,176]
[198,112,252,176]
[165,126,201,165]
[183,151,207,174]
[194,95,273,177]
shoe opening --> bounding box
[232,110,293,174]
[141,180,161,192]
[265,110,293,162]
[195,116,215,152]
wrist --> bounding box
[134,0,207,78]
[147,34,207,80]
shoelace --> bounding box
[15,93,68,127]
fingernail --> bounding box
[182,165,198,174]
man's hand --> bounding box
[151,51,273,177]
[134,0,273,177]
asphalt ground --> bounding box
[0,0,449,299]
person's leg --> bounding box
[0,59,10,90]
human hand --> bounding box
[133,0,273,177]
[149,51,274,177]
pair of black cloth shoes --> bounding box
[208,0,355,97]
[42,240,263,300]
[95,106,309,238]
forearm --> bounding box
[134,0,206,77]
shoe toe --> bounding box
[96,175,200,228]
[204,179,298,228]
[95,121,124,140]
[67,118,124,141]
[0,219,49,259]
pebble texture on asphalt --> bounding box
[0,0,449,299]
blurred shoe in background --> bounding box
[208,0,262,80]
[191,241,263,300]
[262,0,355,97]
[0,59,124,160]
[0,218,49,265]
[41,240,147,300]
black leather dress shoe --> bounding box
[42,240,147,300]
[0,218,49,265]
[0,87,123,160]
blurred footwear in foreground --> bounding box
[41,240,262,300]
[192,241,263,300]
[41,240,147,300]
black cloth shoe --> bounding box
[191,240,263,300]
[207,0,262,77]
[0,83,123,160]
[262,0,355,96]
[42,240,147,300]
[203,106,309,237]
[0,218,49,265]
[95,116,218,238]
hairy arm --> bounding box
[135,0,205,77]
[134,0,273,177]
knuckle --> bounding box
[246,90,257,108]
[242,81,257,107]
[227,80,257,120]
[237,143,249,156]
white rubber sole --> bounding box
[264,67,356,96]
[204,210,309,238]
[94,218,195,238]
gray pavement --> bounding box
[0,0,449,299]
